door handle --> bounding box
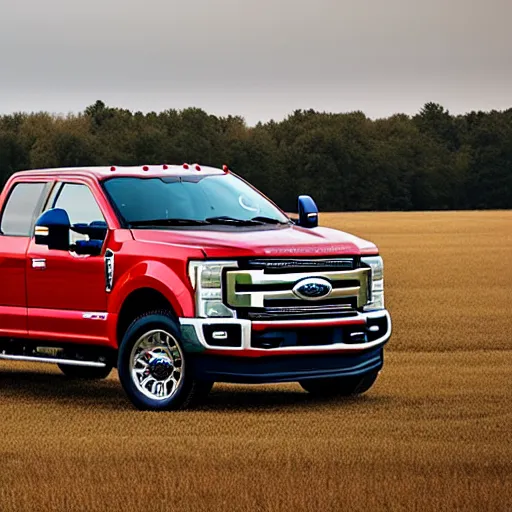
[32,258,46,270]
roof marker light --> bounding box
[163,164,169,170]
[195,164,201,171]
[142,165,149,171]
[183,163,189,169]
[222,164,229,173]
[110,166,116,172]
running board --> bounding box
[0,353,107,368]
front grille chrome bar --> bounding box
[226,268,370,309]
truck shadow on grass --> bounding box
[0,369,388,412]
[0,370,127,410]
[197,384,387,412]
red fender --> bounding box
[106,260,195,346]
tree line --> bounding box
[0,100,510,211]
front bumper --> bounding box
[179,310,391,355]
[190,346,384,384]
[180,311,390,384]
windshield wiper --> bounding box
[205,215,265,226]
[129,216,289,228]
[250,216,290,225]
[128,218,210,227]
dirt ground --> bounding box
[0,211,511,511]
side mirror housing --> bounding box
[34,208,71,251]
[297,195,319,228]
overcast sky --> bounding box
[0,0,510,124]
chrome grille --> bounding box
[225,259,370,319]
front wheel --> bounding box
[299,372,379,397]
[118,310,207,411]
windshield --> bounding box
[103,174,289,227]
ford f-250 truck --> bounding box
[0,164,391,410]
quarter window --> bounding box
[0,182,47,236]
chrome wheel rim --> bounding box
[129,329,184,401]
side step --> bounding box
[0,353,107,368]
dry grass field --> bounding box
[0,211,511,511]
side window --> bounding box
[0,182,47,236]
[52,184,105,244]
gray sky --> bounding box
[0,0,510,124]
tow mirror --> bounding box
[297,195,319,228]
[72,221,107,241]
[34,208,71,251]
[72,221,107,256]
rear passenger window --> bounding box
[0,183,46,236]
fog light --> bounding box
[203,324,242,348]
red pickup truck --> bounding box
[0,164,391,410]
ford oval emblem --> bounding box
[293,277,333,301]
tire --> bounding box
[58,363,112,380]
[299,371,379,397]
[117,310,208,411]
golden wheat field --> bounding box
[0,211,511,512]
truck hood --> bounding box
[131,225,378,258]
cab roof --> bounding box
[12,164,227,180]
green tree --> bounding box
[0,101,510,212]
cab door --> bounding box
[0,181,49,337]
[26,182,110,344]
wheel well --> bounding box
[117,288,175,343]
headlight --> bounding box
[361,256,384,311]
[188,261,237,318]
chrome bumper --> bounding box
[179,310,391,354]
